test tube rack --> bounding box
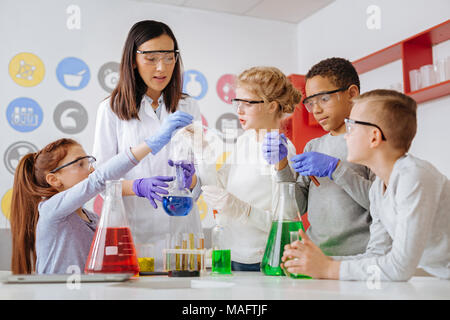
[163,248,207,276]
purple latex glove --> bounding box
[168,159,195,189]
[262,132,288,164]
[132,176,174,208]
[290,151,339,180]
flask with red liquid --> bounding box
[85,180,139,275]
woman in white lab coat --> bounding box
[92,20,202,270]
[201,67,302,271]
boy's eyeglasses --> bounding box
[136,50,179,65]
[344,118,387,141]
[50,156,97,173]
[303,86,350,112]
[231,98,264,112]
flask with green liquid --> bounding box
[211,210,232,275]
[261,182,311,279]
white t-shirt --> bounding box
[216,130,297,264]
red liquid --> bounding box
[85,227,139,275]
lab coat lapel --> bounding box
[142,95,160,121]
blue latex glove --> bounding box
[132,176,174,208]
[262,132,288,164]
[168,159,195,189]
[290,151,339,180]
[145,111,193,155]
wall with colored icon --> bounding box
[0,0,298,228]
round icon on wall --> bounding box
[56,57,90,90]
[1,189,13,221]
[183,70,208,100]
[9,52,45,87]
[53,100,88,134]
[6,97,43,132]
[98,61,119,93]
[215,113,243,143]
[4,141,39,175]
[216,74,236,104]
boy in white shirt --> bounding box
[282,89,450,281]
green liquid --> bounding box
[212,249,232,275]
[261,220,311,279]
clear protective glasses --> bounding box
[344,118,387,141]
[231,98,264,113]
[50,155,97,173]
[136,50,179,66]
[303,86,349,112]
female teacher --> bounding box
[92,20,202,270]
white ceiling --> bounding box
[133,0,335,24]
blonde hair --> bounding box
[353,89,417,152]
[236,66,302,115]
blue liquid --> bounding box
[162,196,193,216]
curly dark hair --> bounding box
[305,57,360,92]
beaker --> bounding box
[211,211,232,275]
[85,180,139,275]
[261,182,309,277]
[282,231,312,279]
[136,243,155,272]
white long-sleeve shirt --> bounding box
[216,130,297,264]
[339,154,450,281]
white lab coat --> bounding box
[92,94,203,270]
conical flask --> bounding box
[85,180,139,275]
[163,145,194,217]
[261,182,310,278]
[162,163,193,216]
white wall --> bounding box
[1,0,449,230]
[296,0,450,177]
[0,0,298,228]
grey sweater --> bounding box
[340,154,450,281]
[276,133,374,256]
[35,148,139,274]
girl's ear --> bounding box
[46,173,62,189]
[268,101,279,114]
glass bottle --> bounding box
[85,180,139,275]
[211,210,232,275]
[260,182,310,278]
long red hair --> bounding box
[10,138,80,274]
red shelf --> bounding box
[286,20,450,154]
[408,79,450,103]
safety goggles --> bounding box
[303,86,349,112]
[344,118,387,141]
[50,155,97,173]
[136,50,179,65]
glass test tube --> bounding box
[197,233,205,271]
[182,233,188,270]
[189,233,195,270]
[175,233,181,271]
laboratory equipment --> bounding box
[85,180,139,276]
[136,243,155,273]
[163,232,206,277]
[211,210,232,275]
[261,182,308,277]
[162,148,194,217]
[282,231,312,279]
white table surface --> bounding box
[0,271,448,300]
